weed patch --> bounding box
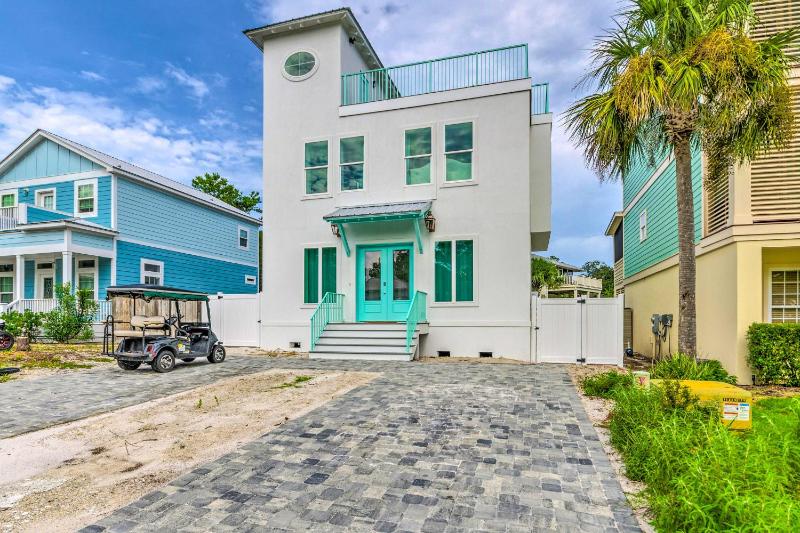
[581,371,634,398]
[650,353,737,384]
[274,375,314,389]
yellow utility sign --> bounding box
[651,379,752,430]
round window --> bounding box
[283,51,316,79]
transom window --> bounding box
[238,227,250,250]
[340,136,365,191]
[75,179,97,217]
[0,191,16,208]
[304,140,328,194]
[141,259,164,285]
[444,122,474,182]
[303,246,337,304]
[35,189,55,210]
[405,127,432,185]
[434,239,474,302]
[770,270,800,323]
[283,51,317,79]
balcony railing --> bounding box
[561,274,603,291]
[341,44,529,106]
[531,82,550,114]
[0,204,73,231]
[0,207,18,231]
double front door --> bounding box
[356,243,413,322]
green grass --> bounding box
[609,385,800,531]
[650,353,737,384]
[581,371,634,399]
[274,375,314,389]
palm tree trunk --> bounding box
[674,136,697,356]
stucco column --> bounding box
[15,255,24,302]
[62,251,73,291]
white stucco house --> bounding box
[244,7,552,361]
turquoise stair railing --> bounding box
[404,291,428,353]
[531,82,550,114]
[310,292,344,351]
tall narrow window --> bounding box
[304,140,328,194]
[444,122,473,182]
[0,264,13,304]
[304,247,337,304]
[75,179,97,217]
[238,227,250,250]
[639,210,648,242]
[340,136,365,191]
[405,127,432,185]
[435,239,475,302]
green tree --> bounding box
[582,260,615,297]
[42,283,99,342]
[531,256,563,294]
[192,172,262,214]
[564,0,796,356]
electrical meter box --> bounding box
[651,379,752,430]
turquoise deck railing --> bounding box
[310,292,344,351]
[404,291,428,353]
[531,82,550,114]
[342,44,529,106]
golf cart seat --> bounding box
[114,315,169,337]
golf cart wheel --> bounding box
[117,360,141,371]
[207,345,226,364]
[181,358,195,363]
[152,349,176,373]
[0,333,15,351]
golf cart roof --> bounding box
[105,284,210,301]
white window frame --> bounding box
[238,226,250,251]
[76,258,98,300]
[281,48,320,82]
[403,125,434,187]
[0,189,18,209]
[639,210,648,242]
[441,119,477,186]
[767,267,800,323]
[35,188,56,210]
[74,178,98,218]
[430,235,479,307]
[338,133,367,193]
[0,262,14,304]
[244,274,257,285]
[140,259,164,285]
[302,137,331,198]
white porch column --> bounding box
[15,255,24,301]
[62,251,73,290]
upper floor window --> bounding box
[639,210,648,242]
[35,189,55,210]
[238,227,250,250]
[444,122,474,182]
[283,51,317,81]
[304,140,328,195]
[405,127,432,185]
[141,259,164,285]
[75,178,97,217]
[0,191,17,208]
[340,136,365,191]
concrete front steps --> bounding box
[310,322,427,361]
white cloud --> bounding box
[165,63,209,99]
[80,70,105,82]
[133,76,166,94]
[0,79,261,192]
[0,75,14,92]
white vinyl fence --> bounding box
[532,294,624,365]
[207,293,261,347]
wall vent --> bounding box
[437,350,450,357]
[290,341,301,349]
[479,351,493,358]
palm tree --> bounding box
[565,0,797,356]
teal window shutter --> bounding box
[321,247,337,296]
[303,248,319,304]
[434,241,452,302]
[455,240,474,301]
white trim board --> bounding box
[116,236,259,268]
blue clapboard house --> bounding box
[0,130,260,316]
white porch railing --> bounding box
[0,298,112,323]
[0,206,18,231]
[561,274,603,291]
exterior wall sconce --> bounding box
[331,223,340,237]
[424,211,436,232]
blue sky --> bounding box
[0,0,620,267]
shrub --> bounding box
[651,352,737,384]
[747,322,800,386]
[42,283,99,343]
[581,370,634,398]
[1,309,44,342]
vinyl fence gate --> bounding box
[531,294,624,365]
[207,293,261,347]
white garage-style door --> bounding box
[207,293,261,347]
[532,294,624,365]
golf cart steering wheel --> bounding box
[166,315,179,327]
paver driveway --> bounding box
[11,357,641,533]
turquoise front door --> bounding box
[356,243,414,321]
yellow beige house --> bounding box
[605,0,800,383]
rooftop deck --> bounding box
[341,44,549,113]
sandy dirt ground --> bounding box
[567,365,654,533]
[0,368,376,533]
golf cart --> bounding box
[102,284,225,373]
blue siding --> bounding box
[24,260,34,299]
[116,177,259,265]
[25,205,71,223]
[55,258,63,285]
[11,176,112,228]
[72,231,113,250]
[0,230,64,249]
[116,241,258,294]
[98,257,111,299]
[0,139,101,182]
